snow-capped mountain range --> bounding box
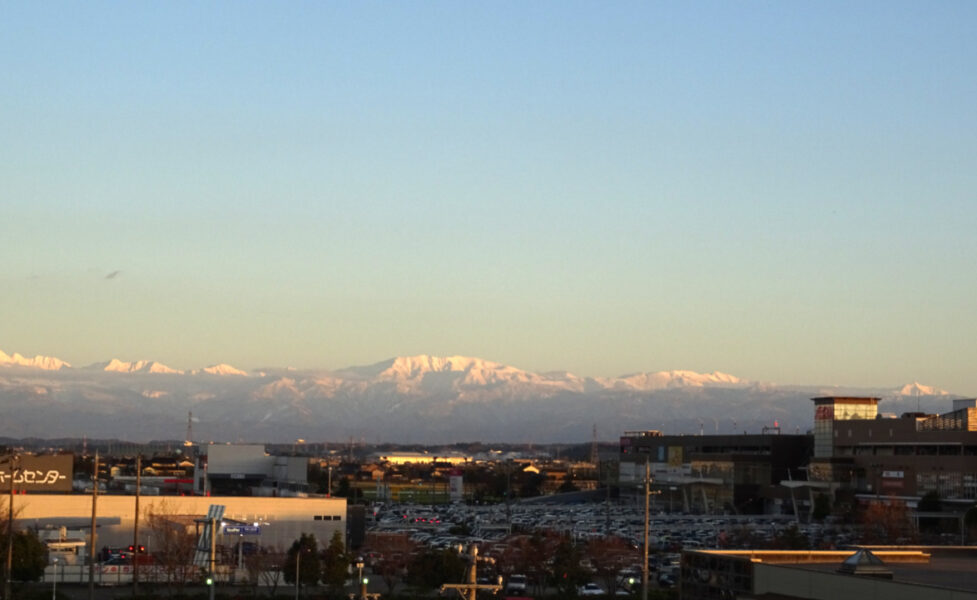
[0,349,71,371]
[0,348,963,443]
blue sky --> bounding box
[2,2,976,392]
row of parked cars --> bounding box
[372,501,847,551]
[369,501,867,595]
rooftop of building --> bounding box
[812,396,881,404]
[690,546,977,594]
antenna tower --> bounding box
[184,411,193,447]
[590,424,599,465]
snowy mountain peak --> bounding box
[195,363,248,376]
[614,370,745,390]
[92,359,184,375]
[0,349,71,370]
[384,355,508,378]
[340,355,503,379]
[897,382,948,396]
[335,355,540,391]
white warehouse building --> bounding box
[15,494,346,555]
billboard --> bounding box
[667,446,683,468]
[814,404,834,421]
[448,469,464,502]
[0,454,73,492]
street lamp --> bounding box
[355,557,365,599]
[294,545,310,600]
[295,551,301,600]
[51,558,58,600]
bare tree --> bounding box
[244,545,285,598]
[859,498,915,544]
[366,532,416,594]
[143,501,198,594]
[586,535,638,594]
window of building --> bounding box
[963,474,977,500]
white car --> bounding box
[506,574,528,593]
[578,583,606,596]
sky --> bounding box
[2,2,976,393]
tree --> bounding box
[320,530,349,593]
[549,537,588,596]
[243,545,285,598]
[770,524,809,550]
[917,491,942,536]
[558,477,581,494]
[307,463,330,495]
[0,530,47,583]
[859,499,914,544]
[964,506,977,543]
[144,501,197,591]
[812,493,832,521]
[586,536,638,595]
[518,473,546,498]
[368,532,416,594]
[405,548,465,590]
[283,533,320,588]
[335,477,362,500]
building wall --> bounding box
[830,416,977,500]
[620,433,812,513]
[206,445,272,475]
[13,494,346,550]
[813,397,880,458]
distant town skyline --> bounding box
[3,3,976,395]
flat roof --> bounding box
[794,556,977,593]
[691,548,977,594]
[812,396,880,404]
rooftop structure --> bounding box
[681,547,977,600]
[194,444,309,496]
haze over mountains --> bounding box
[0,348,959,444]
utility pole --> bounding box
[88,451,99,600]
[505,460,512,535]
[440,545,501,600]
[642,458,650,600]
[4,455,19,600]
[133,454,141,597]
[591,424,599,465]
[209,516,216,600]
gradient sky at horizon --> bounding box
[3,2,976,393]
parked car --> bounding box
[506,573,528,594]
[578,583,606,596]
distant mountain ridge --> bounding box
[88,359,184,375]
[0,348,962,443]
[0,349,70,371]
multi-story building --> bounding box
[619,430,813,514]
[620,395,977,517]
[809,396,977,508]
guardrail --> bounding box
[43,564,239,586]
